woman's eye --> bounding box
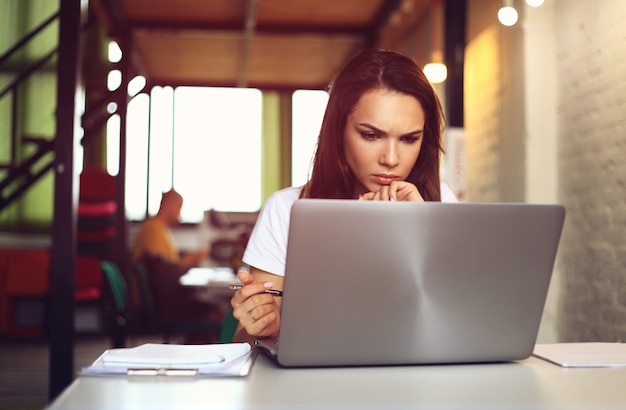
[361,132,378,140]
[401,136,420,144]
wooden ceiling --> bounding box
[91,0,432,90]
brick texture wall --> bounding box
[555,0,626,342]
[466,0,626,342]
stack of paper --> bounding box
[82,343,254,376]
[533,343,626,368]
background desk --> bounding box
[46,353,626,409]
[179,266,238,305]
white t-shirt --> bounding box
[242,184,458,277]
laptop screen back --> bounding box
[274,200,565,367]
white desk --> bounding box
[46,352,626,409]
[179,267,239,303]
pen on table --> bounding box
[127,368,199,376]
[229,284,283,297]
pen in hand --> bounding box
[229,284,283,297]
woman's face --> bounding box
[344,88,425,198]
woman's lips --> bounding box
[372,174,399,185]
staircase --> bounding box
[1,2,123,400]
[0,12,59,213]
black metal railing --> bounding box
[0,12,59,212]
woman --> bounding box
[231,48,457,340]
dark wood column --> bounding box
[49,0,85,401]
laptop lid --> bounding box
[270,200,565,367]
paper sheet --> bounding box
[179,267,236,286]
[82,342,254,376]
[533,343,626,368]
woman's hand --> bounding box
[231,269,282,338]
[360,181,424,202]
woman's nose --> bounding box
[380,141,399,167]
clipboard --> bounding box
[81,342,255,377]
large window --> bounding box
[125,87,262,223]
[173,87,262,221]
[124,93,151,221]
[291,90,329,187]
[121,87,327,223]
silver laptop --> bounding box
[255,200,565,367]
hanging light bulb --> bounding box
[424,0,447,84]
[424,51,447,83]
[525,0,544,6]
[498,0,519,26]
[424,62,447,84]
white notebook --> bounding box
[82,343,253,376]
[533,343,626,368]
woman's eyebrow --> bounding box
[357,122,423,137]
[357,122,383,133]
[403,129,424,138]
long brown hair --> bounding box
[302,48,445,201]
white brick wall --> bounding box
[555,0,626,342]
[466,0,626,342]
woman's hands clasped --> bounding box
[231,270,282,338]
[359,181,424,202]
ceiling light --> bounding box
[498,0,519,26]
[424,45,447,84]
[424,1,447,84]
[424,61,447,84]
[525,0,544,6]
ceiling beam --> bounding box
[125,19,368,37]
